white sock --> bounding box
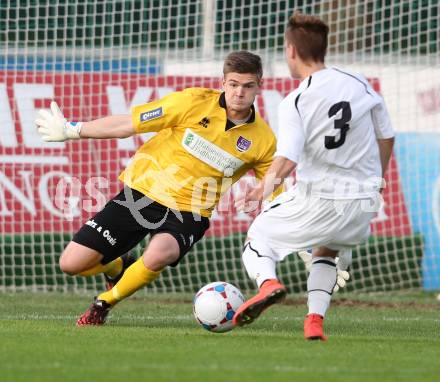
[307,256,337,317]
[242,240,277,288]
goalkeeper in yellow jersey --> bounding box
[34,51,279,326]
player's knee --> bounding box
[58,246,87,275]
[59,242,103,275]
[143,248,179,270]
[143,233,181,269]
[314,247,338,258]
[59,253,78,275]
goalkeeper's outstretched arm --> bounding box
[80,115,134,139]
[35,101,135,142]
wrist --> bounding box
[65,122,83,139]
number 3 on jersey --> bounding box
[325,101,352,149]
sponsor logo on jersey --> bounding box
[140,107,163,122]
[184,132,194,146]
[236,136,252,152]
[182,129,244,175]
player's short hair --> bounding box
[285,11,329,63]
[223,51,263,81]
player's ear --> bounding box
[222,76,226,89]
[257,78,263,94]
[292,45,298,60]
[286,42,296,60]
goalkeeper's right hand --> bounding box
[297,250,350,293]
[35,101,82,142]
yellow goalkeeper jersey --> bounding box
[119,87,277,217]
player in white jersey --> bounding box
[232,11,395,340]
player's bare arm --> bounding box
[377,136,395,177]
[236,156,296,212]
[35,101,135,142]
[80,115,135,139]
[255,155,296,200]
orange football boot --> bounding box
[304,314,327,341]
[233,279,287,327]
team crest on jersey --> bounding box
[198,117,210,128]
[236,136,252,152]
[140,107,163,122]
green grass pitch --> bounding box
[0,292,439,382]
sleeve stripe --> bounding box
[332,68,374,96]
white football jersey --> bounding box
[276,67,395,199]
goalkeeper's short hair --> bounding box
[223,51,263,80]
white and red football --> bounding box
[193,281,245,333]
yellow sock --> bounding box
[79,257,123,277]
[98,258,162,305]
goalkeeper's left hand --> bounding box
[297,251,350,293]
[333,267,350,293]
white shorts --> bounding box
[247,186,377,261]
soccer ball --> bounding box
[193,281,245,333]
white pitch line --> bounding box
[0,313,194,321]
[0,362,432,375]
[1,314,439,324]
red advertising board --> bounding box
[0,71,411,237]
